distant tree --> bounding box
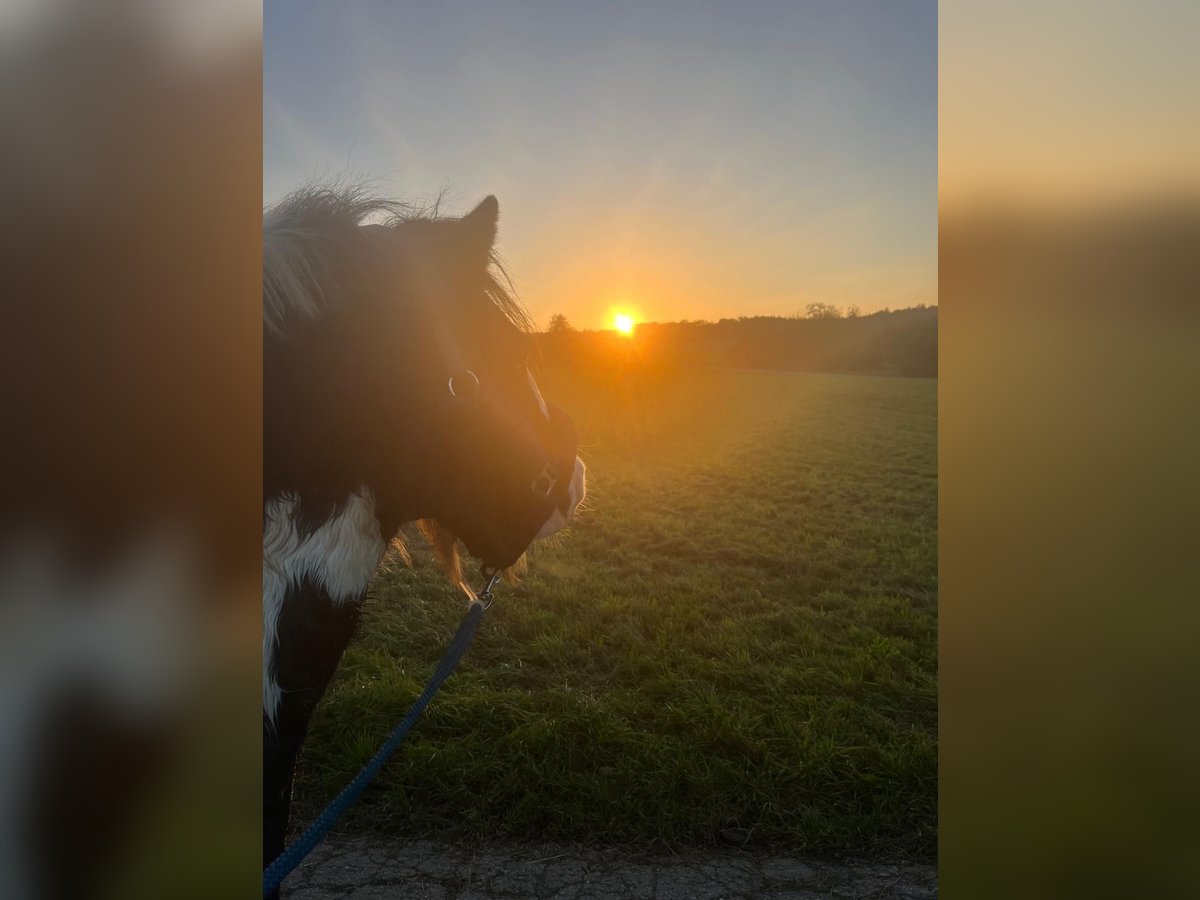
[846,305,862,318]
[805,302,843,320]
[547,313,573,333]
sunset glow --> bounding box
[265,4,936,324]
[614,313,635,336]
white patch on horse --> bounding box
[536,457,587,540]
[262,489,386,722]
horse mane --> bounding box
[263,184,533,589]
[263,184,531,336]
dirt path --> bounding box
[282,837,936,899]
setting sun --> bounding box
[614,313,636,336]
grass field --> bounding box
[294,366,938,858]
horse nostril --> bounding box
[531,462,559,499]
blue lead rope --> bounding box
[263,599,486,896]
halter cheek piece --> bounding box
[445,368,561,499]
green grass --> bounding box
[294,367,937,858]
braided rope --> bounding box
[263,600,486,896]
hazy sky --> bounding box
[265,1,936,329]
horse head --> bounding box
[357,196,585,572]
[264,190,584,583]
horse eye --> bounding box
[447,369,480,399]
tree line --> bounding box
[537,304,937,377]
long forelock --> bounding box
[482,253,533,335]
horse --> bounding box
[262,187,586,888]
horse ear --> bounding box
[460,195,499,262]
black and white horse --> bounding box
[262,187,585,881]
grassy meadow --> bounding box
[294,364,938,858]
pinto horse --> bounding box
[262,188,586,884]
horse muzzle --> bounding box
[535,456,587,540]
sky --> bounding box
[264,1,936,330]
[940,0,1200,210]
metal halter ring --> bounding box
[448,369,480,399]
[531,462,560,499]
[475,566,503,609]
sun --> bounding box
[614,313,635,336]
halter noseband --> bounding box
[443,367,563,501]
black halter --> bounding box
[440,357,563,503]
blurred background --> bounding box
[0,1,261,898]
[940,2,1200,898]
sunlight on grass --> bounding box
[297,369,937,857]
